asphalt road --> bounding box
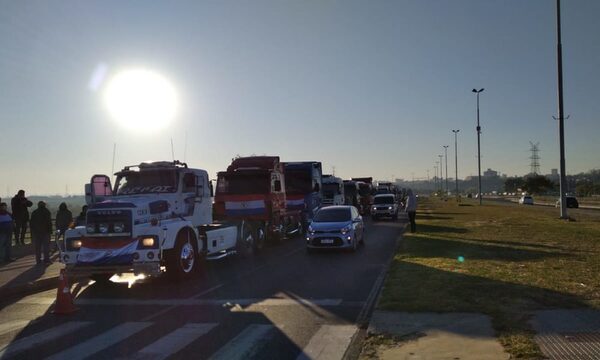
[0,217,406,360]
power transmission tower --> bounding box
[529,141,541,175]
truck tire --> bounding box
[168,230,198,280]
[255,225,266,251]
[237,221,256,258]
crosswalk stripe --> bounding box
[46,322,152,360]
[209,324,274,360]
[0,320,31,337]
[0,321,91,358]
[296,325,358,360]
[133,323,218,360]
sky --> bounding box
[1,0,599,195]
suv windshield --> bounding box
[374,196,395,204]
[313,208,351,222]
[115,170,178,195]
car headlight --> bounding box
[340,225,352,235]
[113,222,125,233]
[98,223,109,233]
[388,206,393,210]
[308,225,315,235]
[86,223,95,233]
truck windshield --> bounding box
[115,170,178,195]
[358,184,371,196]
[374,196,395,204]
[217,173,270,195]
[344,184,357,196]
[313,208,351,222]
[323,183,341,195]
[285,171,312,194]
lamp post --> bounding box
[452,130,460,198]
[433,165,438,193]
[472,88,484,205]
[438,155,443,193]
[555,0,568,219]
[443,145,449,195]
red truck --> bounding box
[214,156,303,252]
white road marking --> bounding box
[0,321,91,358]
[296,325,358,360]
[0,320,31,337]
[134,323,218,360]
[18,297,346,307]
[46,322,151,360]
[209,324,274,360]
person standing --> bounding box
[0,202,16,262]
[11,190,32,245]
[30,201,53,264]
[76,205,88,226]
[54,202,73,251]
[405,189,418,233]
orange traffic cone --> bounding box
[52,269,78,314]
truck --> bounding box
[61,160,251,281]
[321,175,345,206]
[283,162,323,230]
[352,177,375,214]
[343,180,362,212]
[214,156,304,246]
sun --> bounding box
[104,69,178,132]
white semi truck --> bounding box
[321,175,345,206]
[60,161,257,281]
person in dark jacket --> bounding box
[54,202,73,251]
[11,190,32,245]
[76,205,88,226]
[30,201,53,264]
[0,202,16,262]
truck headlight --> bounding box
[142,237,155,247]
[99,223,109,233]
[72,240,82,249]
[86,223,95,233]
[113,222,125,233]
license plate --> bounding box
[321,239,335,244]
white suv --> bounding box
[371,194,398,220]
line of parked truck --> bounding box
[60,156,407,281]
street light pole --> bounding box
[433,165,438,192]
[443,145,449,195]
[472,88,484,205]
[438,155,443,193]
[555,0,568,219]
[452,129,460,198]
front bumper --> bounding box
[372,208,396,217]
[64,261,162,277]
[306,233,355,249]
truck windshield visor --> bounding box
[115,170,178,195]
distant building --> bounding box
[483,168,498,177]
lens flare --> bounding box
[104,69,178,133]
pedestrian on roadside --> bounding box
[11,190,32,245]
[0,202,16,262]
[405,188,418,233]
[30,201,53,264]
[54,202,73,252]
[76,205,88,226]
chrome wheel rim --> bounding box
[179,242,195,273]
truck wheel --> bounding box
[237,222,256,258]
[168,231,198,280]
[255,226,266,251]
[90,274,113,284]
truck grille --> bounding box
[86,210,133,234]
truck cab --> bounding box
[322,175,345,206]
[283,161,322,228]
[343,180,362,213]
[61,161,238,281]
